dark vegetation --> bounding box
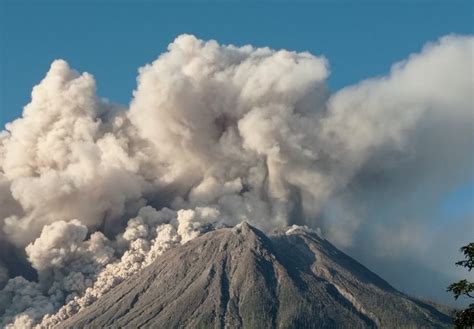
[448,242,474,328]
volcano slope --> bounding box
[58,222,452,329]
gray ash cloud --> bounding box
[0,34,472,327]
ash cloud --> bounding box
[0,34,472,327]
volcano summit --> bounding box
[56,223,452,329]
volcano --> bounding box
[59,222,452,328]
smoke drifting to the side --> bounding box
[0,34,472,327]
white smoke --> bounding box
[0,34,472,327]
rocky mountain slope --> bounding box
[58,223,452,328]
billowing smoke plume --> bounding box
[0,34,472,327]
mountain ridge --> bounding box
[56,222,452,328]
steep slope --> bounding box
[58,223,452,328]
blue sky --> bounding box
[1,0,472,224]
[1,1,473,127]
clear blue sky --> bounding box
[0,0,473,214]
